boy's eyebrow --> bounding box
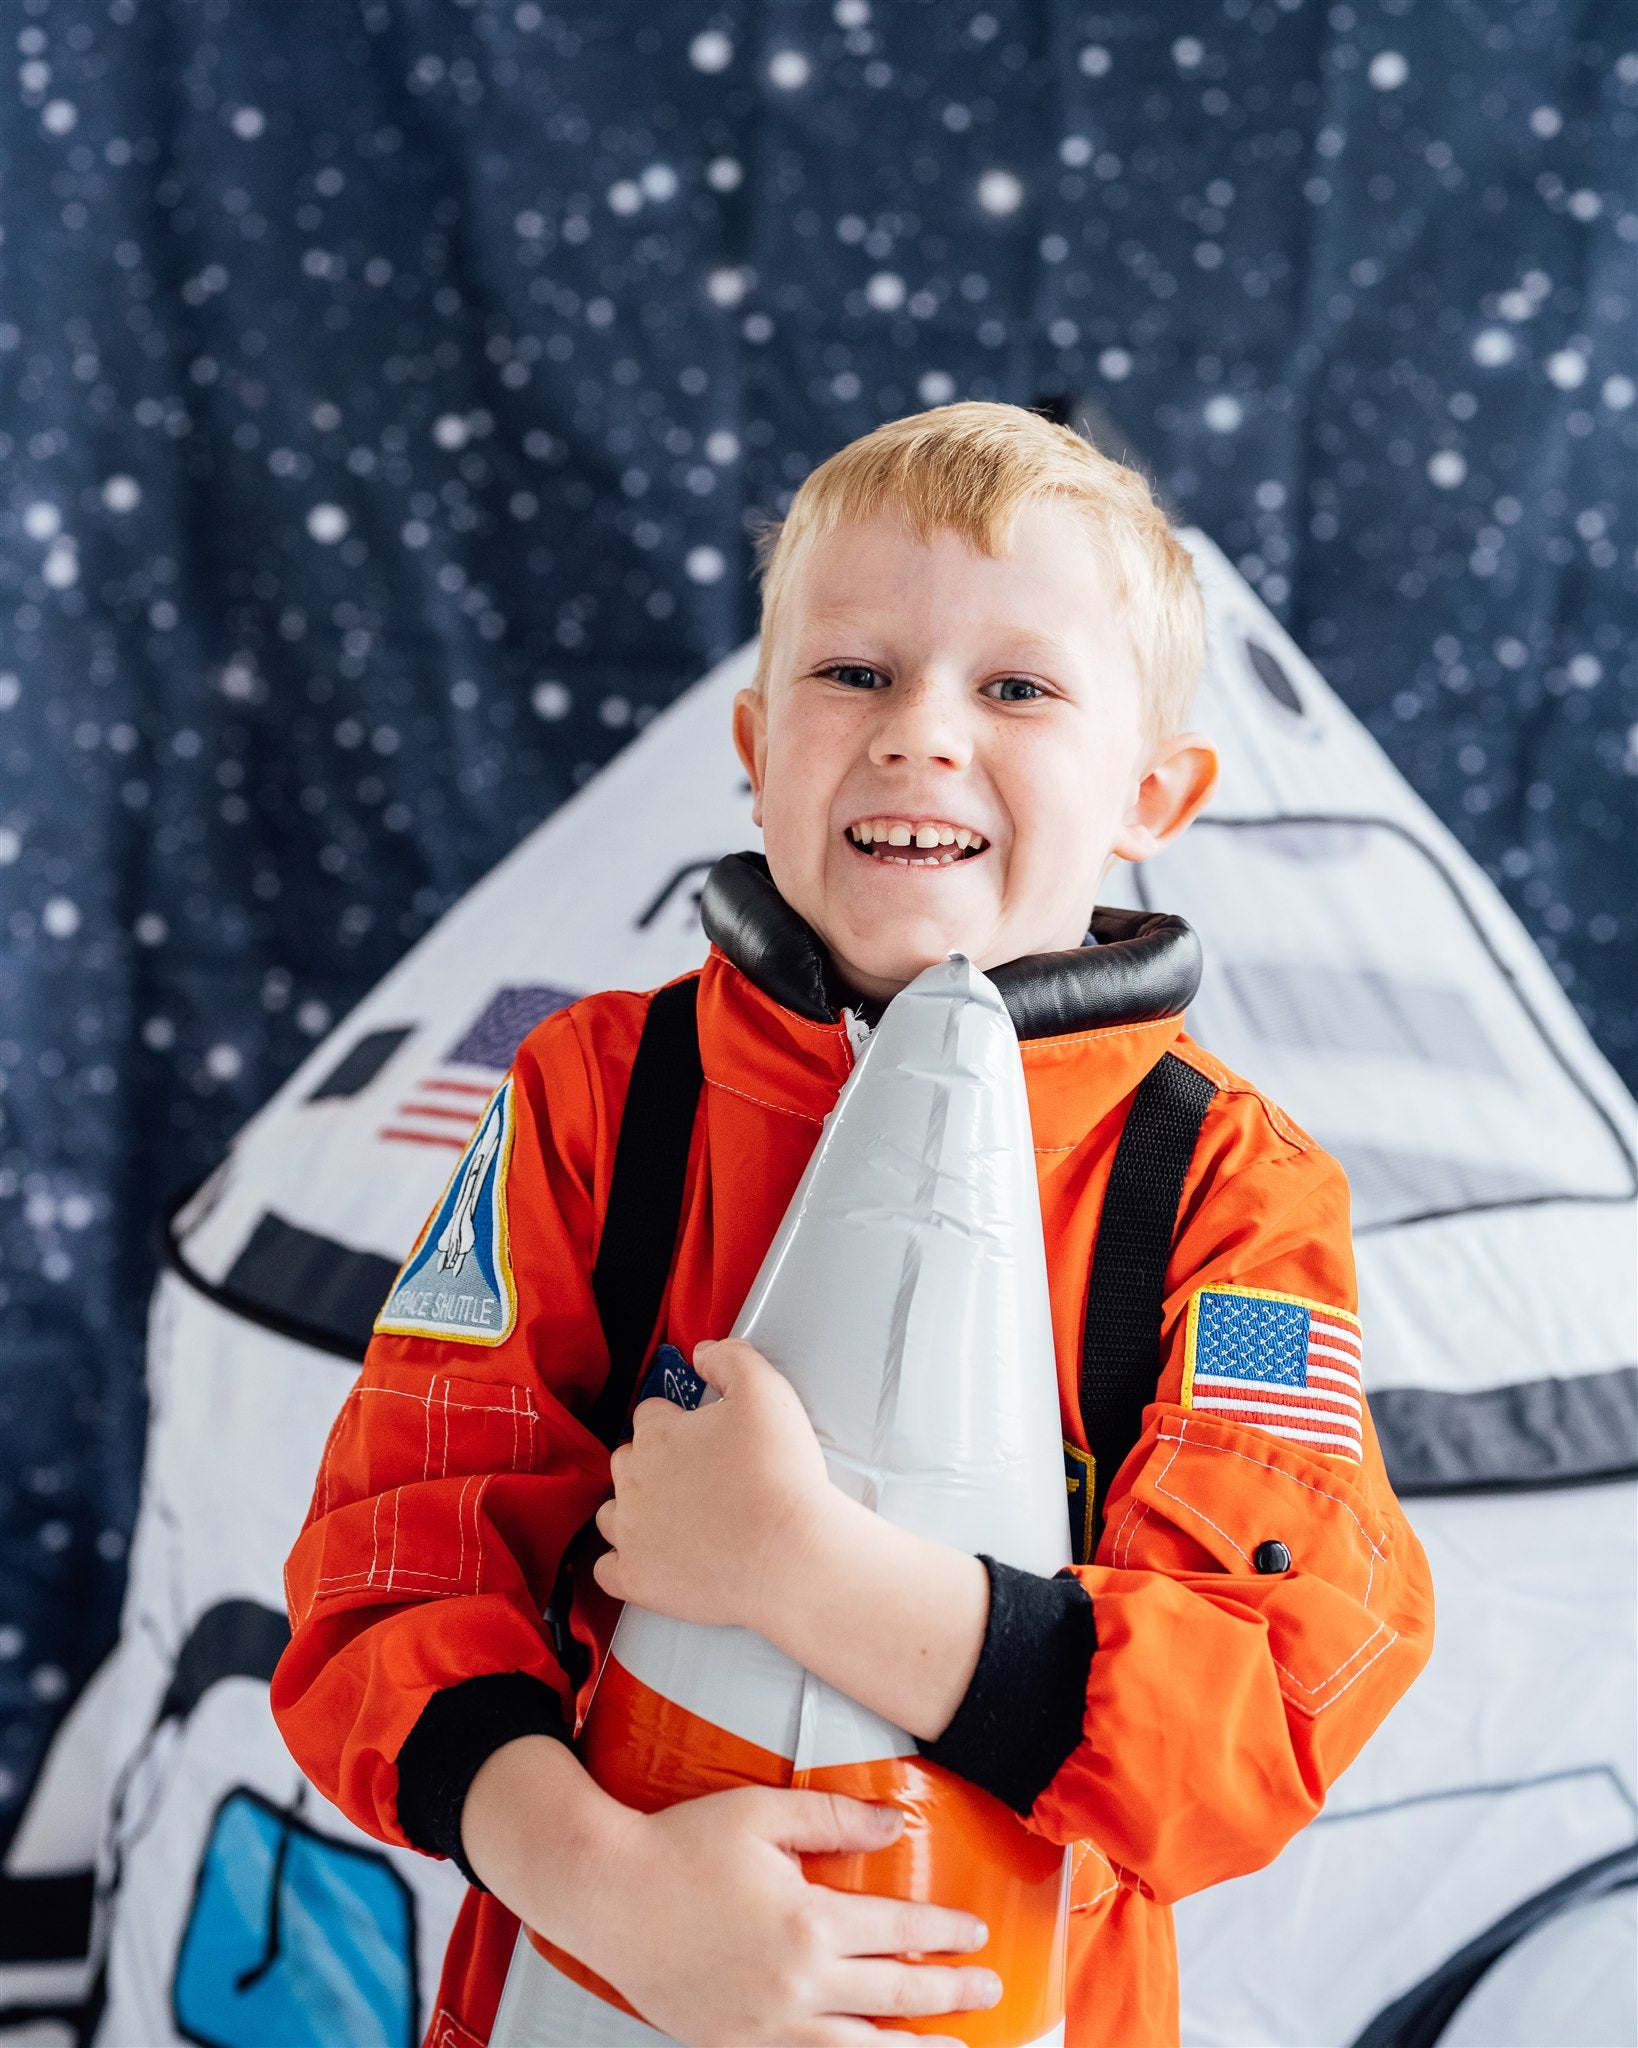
[796,613,1080,663]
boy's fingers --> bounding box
[824,1959,1004,2020]
[805,2026,961,2047]
[743,1787,905,1855]
[821,1887,988,1959]
[628,1396,674,1438]
[816,2027,963,2047]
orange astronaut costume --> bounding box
[272,859,1434,2048]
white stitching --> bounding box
[385,1485,403,1591]
[316,1568,470,1590]
[1151,1429,1251,1562]
[316,1396,353,1523]
[315,1471,490,1595]
[1070,1879,1122,1915]
[1264,1097,1311,1149]
[1024,1016,1180,1051]
[471,1475,489,1591]
[1113,1490,1155,1570]
[1172,1044,1313,1154]
[1281,1627,1400,1714]
[705,1073,825,1125]
[343,1384,540,1417]
[1272,1621,1390,1699]
[1155,1420,1388,1558]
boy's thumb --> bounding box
[691,1337,743,1394]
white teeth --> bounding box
[849,818,987,854]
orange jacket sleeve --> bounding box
[922,1101,1435,1906]
[270,997,643,1864]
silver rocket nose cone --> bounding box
[732,932,1066,1575]
[886,950,1013,1029]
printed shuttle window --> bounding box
[172,1788,416,2048]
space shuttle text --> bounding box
[388,1286,499,1326]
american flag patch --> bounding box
[1182,1285,1364,1461]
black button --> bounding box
[1254,1541,1292,1575]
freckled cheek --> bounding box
[1005,779,1103,906]
[761,766,837,886]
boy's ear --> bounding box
[1111,730,1219,864]
[732,686,768,828]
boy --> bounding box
[273,402,1434,2048]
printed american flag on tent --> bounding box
[1182,1285,1364,1462]
[378,983,578,1152]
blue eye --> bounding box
[824,663,888,690]
[990,676,1045,702]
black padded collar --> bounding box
[699,852,1201,1041]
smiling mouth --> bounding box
[846,818,990,868]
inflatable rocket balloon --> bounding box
[492,954,1072,2048]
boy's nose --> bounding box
[867,677,974,769]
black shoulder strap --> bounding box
[584,975,704,1450]
[1078,1050,1218,1546]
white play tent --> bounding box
[3,534,1632,2047]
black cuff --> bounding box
[395,1671,571,1887]
[916,1555,1096,1817]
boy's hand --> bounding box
[593,1337,831,1631]
[464,1740,1000,2047]
[593,1787,1000,2046]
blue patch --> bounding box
[374,1082,517,1344]
[1194,1289,1309,1387]
[637,1342,707,1412]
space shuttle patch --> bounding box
[374,1081,518,1345]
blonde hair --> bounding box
[748,401,1206,740]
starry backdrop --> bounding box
[0,0,1633,1845]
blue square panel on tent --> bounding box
[173,1786,417,2048]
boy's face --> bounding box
[734,498,1217,1004]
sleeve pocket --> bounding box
[317,1365,543,1508]
[1106,1408,1398,1716]
[304,1366,544,1612]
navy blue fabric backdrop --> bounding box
[0,0,1633,1844]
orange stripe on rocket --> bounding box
[493,956,1072,2047]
